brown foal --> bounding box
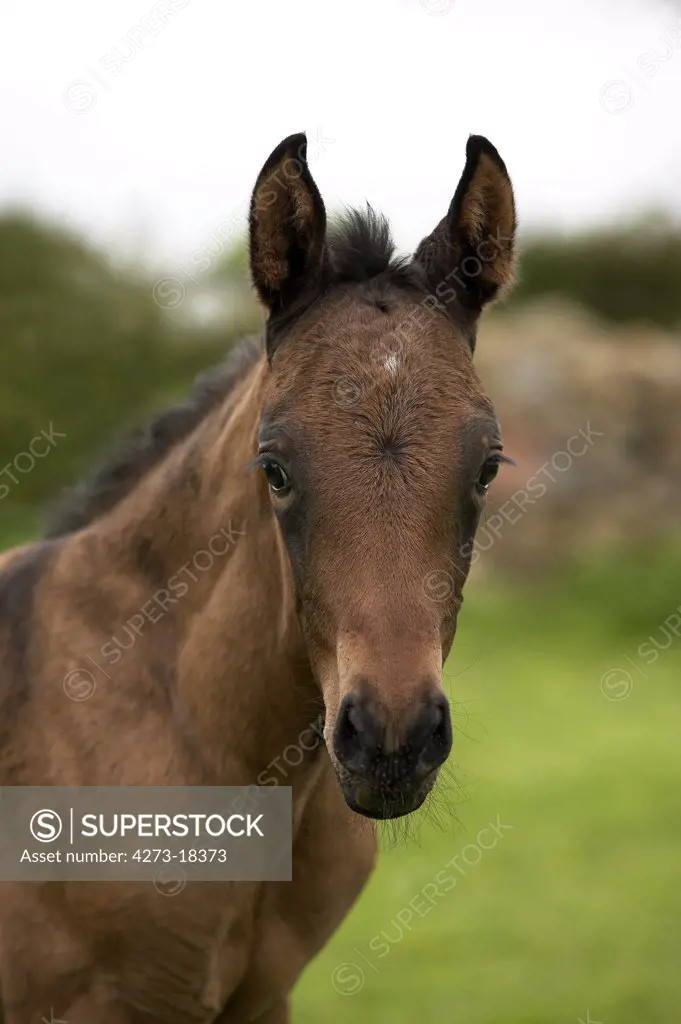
[0,130,516,1022]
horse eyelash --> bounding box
[246,454,273,471]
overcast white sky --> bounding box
[1,0,680,268]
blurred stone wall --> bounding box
[472,300,681,573]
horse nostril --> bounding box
[333,695,366,771]
[417,696,453,773]
[337,700,358,742]
[346,702,363,735]
[432,701,450,746]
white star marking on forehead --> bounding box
[384,353,401,374]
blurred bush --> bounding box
[0,213,257,512]
[507,213,681,329]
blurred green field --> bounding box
[1,522,679,1023]
[0,506,40,550]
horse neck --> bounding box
[92,356,321,783]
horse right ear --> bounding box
[414,135,517,317]
[249,133,328,336]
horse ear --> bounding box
[414,135,516,315]
[249,132,328,331]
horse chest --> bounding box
[203,760,338,1010]
[204,764,377,1020]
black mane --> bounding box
[328,205,424,293]
[46,209,424,539]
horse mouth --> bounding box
[337,772,434,820]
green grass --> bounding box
[2,522,679,1022]
[0,505,41,550]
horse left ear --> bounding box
[249,132,328,337]
[414,135,517,315]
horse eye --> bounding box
[476,456,500,495]
[262,459,291,495]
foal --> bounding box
[0,131,516,1022]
